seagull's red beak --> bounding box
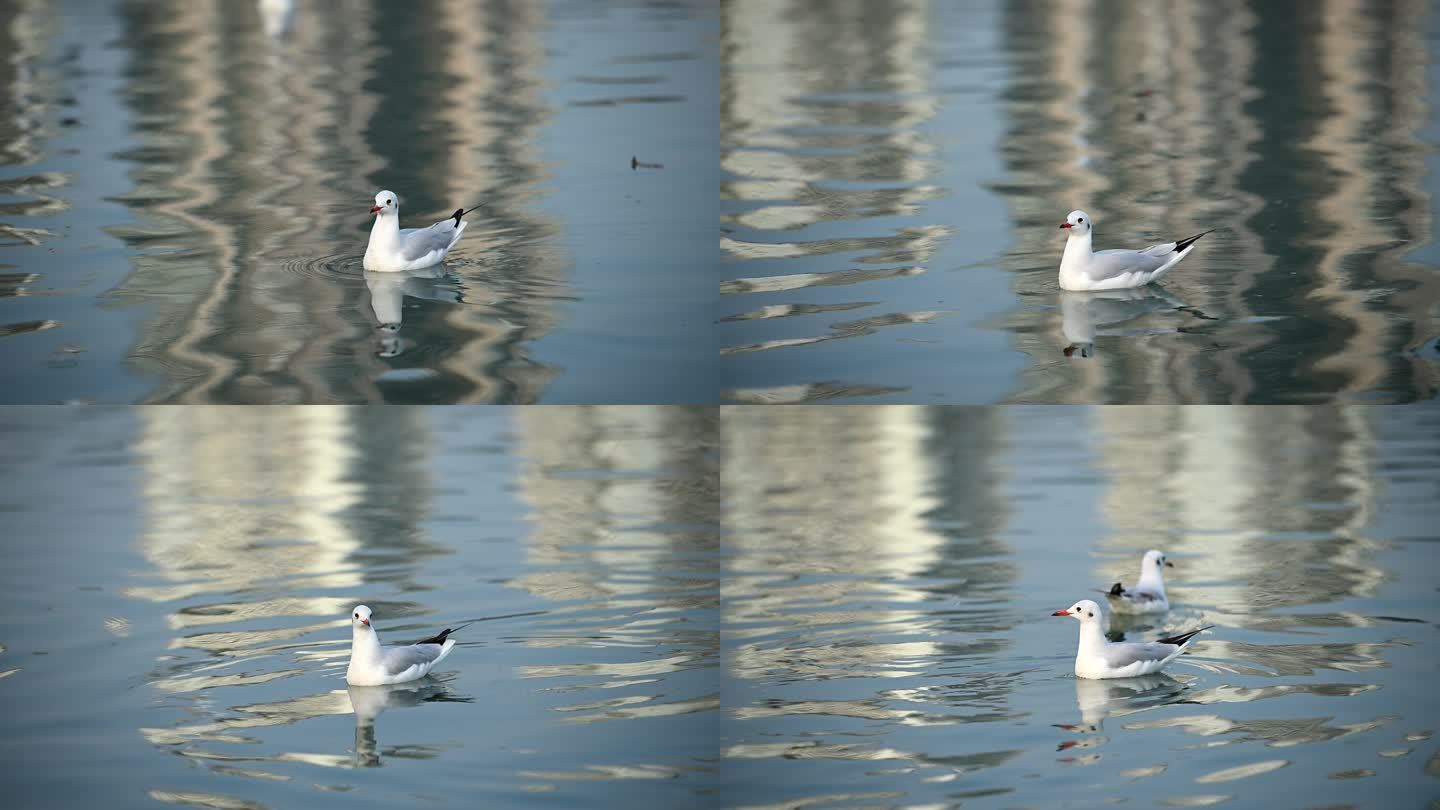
[1059,222,1072,229]
[370,205,382,214]
[1051,609,1071,616]
[360,617,369,625]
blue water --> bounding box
[0,0,716,404]
[720,0,1440,403]
[721,405,1440,807]
[0,406,719,808]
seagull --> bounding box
[1099,549,1173,614]
[1058,210,1214,291]
[363,190,482,272]
[346,605,471,686]
[1053,599,1211,679]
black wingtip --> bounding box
[1157,625,1214,647]
[1108,582,1125,596]
[1173,228,1216,253]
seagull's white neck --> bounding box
[1074,618,1109,659]
[1060,229,1093,272]
[1136,564,1167,595]
[366,212,400,256]
[349,624,383,672]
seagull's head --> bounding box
[1144,549,1173,571]
[370,191,398,216]
[1059,210,1091,235]
[1053,599,1102,623]
[351,605,373,628]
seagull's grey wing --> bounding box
[1084,249,1169,281]
[1102,641,1177,670]
[380,643,444,676]
[397,221,460,262]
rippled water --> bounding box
[720,0,1440,403]
[722,405,1440,807]
[0,406,719,808]
[0,0,716,404]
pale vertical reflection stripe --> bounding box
[0,0,55,167]
[511,407,680,601]
[1304,0,1390,393]
[722,0,935,230]
[128,407,364,607]
[724,407,944,678]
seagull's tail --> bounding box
[1157,625,1214,648]
[451,202,487,227]
[1173,229,1216,253]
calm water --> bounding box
[722,405,1440,807]
[720,0,1440,403]
[0,407,719,808]
[0,0,717,404]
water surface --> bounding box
[721,405,1440,807]
[0,0,717,403]
[0,406,719,808]
[720,0,1440,403]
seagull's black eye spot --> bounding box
[1078,217,1084,222]
[353,613,358,618]
[1087,611,1093,617]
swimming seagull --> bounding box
[346,604,471,686]
[1058,210,1214,291]
[1053,599,1211,679]
[363,190,483,272]
[1099,549,1173,614]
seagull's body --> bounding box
[346,605,469,686]
[1053,599,1211,679]
[363,190,479,272]
[1100,549,1172,614]
[1058,210,1213,291]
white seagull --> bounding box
[1053,599,1211,679]
[363,190,482,272]
[1058,210,1214,291]
[346,605,471,686]
[1099,549,1173,614]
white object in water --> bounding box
[1099,549,1173,614]
[1052,599,1210,679]
[1058,210,1213,291]
[363,190,481,272]
[346,604,469,685]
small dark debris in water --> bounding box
[631,156,663,170]
[1372,615,1427,623]
[59,117,80,127]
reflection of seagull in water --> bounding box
[1059,287,1212,358]
[1055,674,1183,753]
[348,681,468,768]
[365,267,464,358]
